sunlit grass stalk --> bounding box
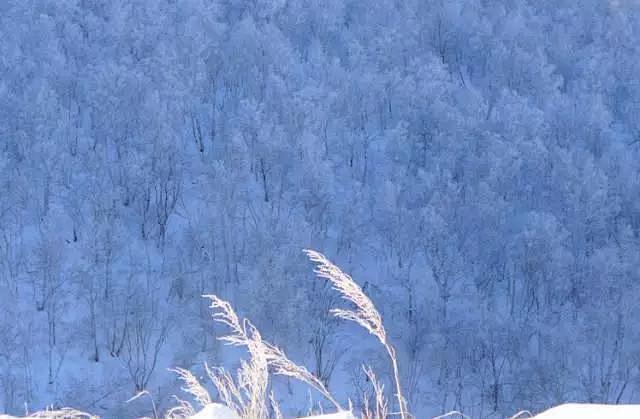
[205,294,343,413]
[362,365,389,419]
[303,250,409,419]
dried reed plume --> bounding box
[269,392,283,419]
[204,364,245,415]
[205,294,343,412]
[204,295,270,419]
[165,396,196,419]
[165,368,211,418]
[168,250,410,418]
[166,295,270,419]
[303,250,409,419]
[169,293,345,418]
[361,366,389,419]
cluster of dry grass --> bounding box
[168,249,411,419]
[3,251,548,419]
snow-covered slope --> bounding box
[3,0,640,417]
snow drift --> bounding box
[532,403,640,418]
[186,403,640,418]
[188,404,239,419]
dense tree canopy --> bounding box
[1,1,640,417]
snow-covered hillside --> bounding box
[1,0,640,417]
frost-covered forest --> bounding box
[1,1,640,417]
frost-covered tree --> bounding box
[1,0,640,417]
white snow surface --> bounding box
[185,404,640,419]
[533,403,640,418]
[189,404,240,419]
[5,404,640,418]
